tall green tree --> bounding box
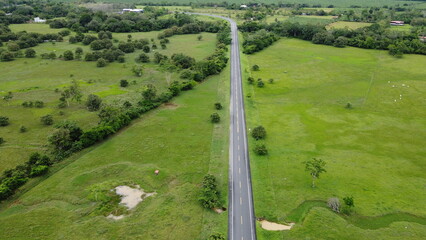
[304,158,326,188]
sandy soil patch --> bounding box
[260,220,294,231]
[163,102,179,109]
[107,185,155,220]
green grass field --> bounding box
[0,60,230,239]
[9,24,65,34]
[241,38,426,239]
[327,21,372,30]
[0,24,218,173]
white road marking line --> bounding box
[238,135,239,141]
[240,181,242,188]
[238,155,241,161]
[238,145,240,150]
[240,197,242,205]
[241,216,243,225]
[239,168,241,174]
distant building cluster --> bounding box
[34,17,46,23]
[390,21,404,26]
[122,9,144,14]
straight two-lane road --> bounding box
[186,13,257,240]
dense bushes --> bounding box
[242,29,279,54]
[199,174,222,209]
[0,153,51,201]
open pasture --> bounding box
[241,38,426,239]
[0,27,218,173]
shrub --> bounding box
[0,116,9,126]
[328,198,340,213]
[247,77,254,84]
[252,64,259,71]
[252,126,266,140]
[63,50,74,61]
[210,113,220,123]
[257,79,265,88]
[120,79,129,87]
[34,101,44,108]
[136,53,149,63]
[180,69,193,79]
[96,58,107,67]
[208,233,225,240]
[268,78,274,84]
[86,94,102,112]
[0,137,4,144]
[29,165,49,177]
[19,126,27,133]
[24,48,36,58]
[343,196,354,207]
[199,174,221,209]
[254,144,268,155]
[214,103,223,110]
[345,103,352,109]
[40,115,53,125]
[0,51,14,62]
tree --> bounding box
[252,126,266,140]
[132,65,143,77]
[96,58,107,67]
[304,158,326,188]
[136,53,149,63]
[247,77,254,84]
[2,92,13,105]
[142,84,157,102]
[7,42,20,51]
[142,45,150,53]
[0,116,9,126]
[257,79,264,88]
[118,42,135,53]
[214,103,222,110]
[333,36,348,48]
[60,80,82,107]
[20,125,27,133]
[388,44,403,58]
[199,174,221,209]
[254,144,268,155]
[0,51,14,62]
[210,113,220,123]
[86,94,102,111]
[198,35,203,41]
[120,79,129,87]
[252,65,259,71]
[48,121,82,152]
[40,115,54,125]
[24,48,36,58]
[63,50,74,61]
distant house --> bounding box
[420,36,426,42]
[390,21,404,26]
[240,4,248,9]
[34,17,46,23]
[122,9,144,14]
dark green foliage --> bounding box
[24,48,36,58]
[254,144,268,155]
[257,79,265,88]
[96,58,107,67]
[243,29,279,54]
[86,94,102,112]
[136,53,149,63]
[214,103,223,110]
[29,165,49,177]
[63,50,74,61]
[120,79,129,87]
[142,45,150,53]
[0,137,4,144]
[7,42,20,51]
[334,36,348,48]
[118,42,135,53]
[343,196,355,207]
[252,64,259,71]
[252,126,266,140]
[345,103,353,109]
[0,51,14,61]
[48,121,83,153]
[208,233,226,240]
[248,77,254,84]
[19,126,27,133]
[142,84,157,102]
[199,174,221,209]
[268,78,274,84]
[168,81,181,97]
[210,113,220,123]
[40,115,53,125]
[132,65,143,77]
[180,69,193,79]
[0,116,9,126]
[153,52,167,64]
[82,35,98,45]
[171,53,195,69]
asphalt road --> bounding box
[186,13,257,240]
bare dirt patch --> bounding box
[259,220,294,231]
[163,102,179,109]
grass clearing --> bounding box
[241,38,426,239]
[0,29,218,173]
[327,21,372,30]
[9,24,65,34]
[0,51,230,239]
